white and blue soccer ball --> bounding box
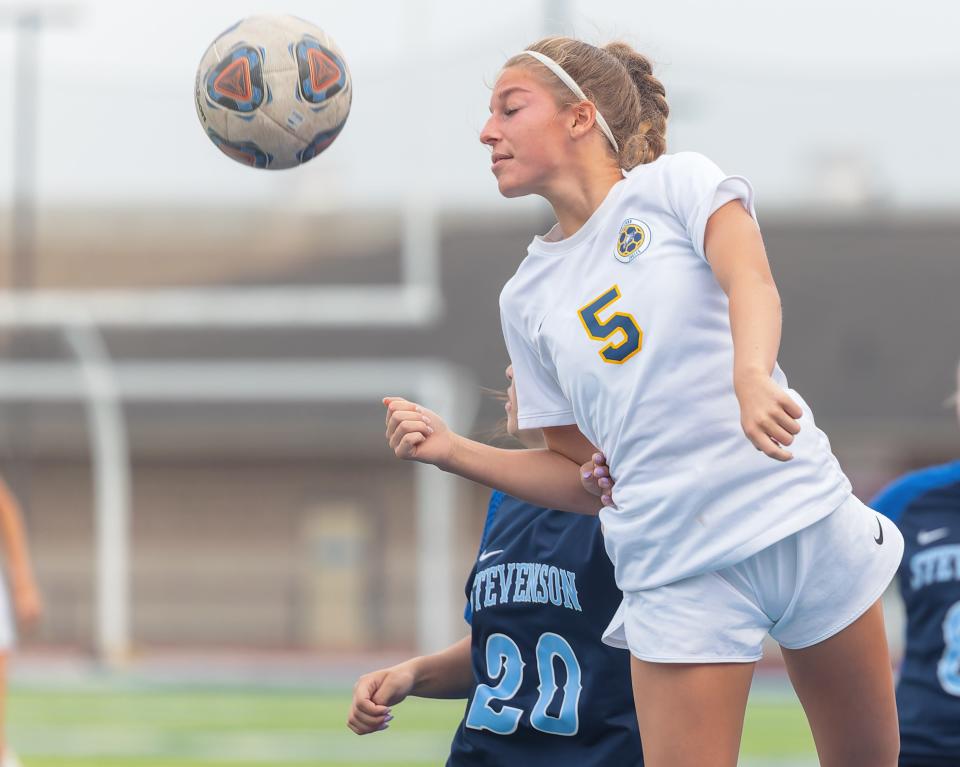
[194,15,352,170]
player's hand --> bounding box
[383,397,456,467]
[347,664,416,735]
[734,370,802,462]
[580,453,617,508]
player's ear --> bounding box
[568,101,597,140]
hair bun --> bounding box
[601,42,669,168]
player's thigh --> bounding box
[780,599,898,767]
[630,656,754,767]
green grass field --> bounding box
[8,682,817,766]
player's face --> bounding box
[505,365,546,448]
[954,364,960,424]
[953,361,960,423]
[505,365,520,436]
[480,68,570,198]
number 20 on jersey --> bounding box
[577,285,643,364]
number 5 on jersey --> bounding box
[578,285,643,364]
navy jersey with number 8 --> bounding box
[872,461,960,767]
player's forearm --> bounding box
[727,273,782,382]
[442,435,601,515]
[407,636,474,699]
[705,200,783,383]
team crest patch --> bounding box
[615,218,652,263]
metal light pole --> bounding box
[1,0,80,639]
[1,9,42,517]
[10,10,39,293]
[2,4,78,287]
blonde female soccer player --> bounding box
[383,37,904,767]
[0,476,42,767]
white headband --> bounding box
[521,49,619,154]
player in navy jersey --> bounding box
[348,368,642,765]
[871,365,960,767]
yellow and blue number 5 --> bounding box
[577,285,642,364]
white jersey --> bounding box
[499,151,852,592]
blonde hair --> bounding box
[505,37,669,170]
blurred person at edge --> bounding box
[0,477,43,767]
[872,360,960,767]
[348,366,643,766]
[383,36,904,767]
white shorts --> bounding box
[602,494,904,662]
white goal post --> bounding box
[0,354,479,663]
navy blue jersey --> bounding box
[447,491,642,766]
[872,461,960,766]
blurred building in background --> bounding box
[0,207,956,655]
[0,0,956,658]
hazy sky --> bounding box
[0,0,957,211]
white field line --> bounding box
[9,725,819,766]
[10,726,453,763]
[9,725,817,766]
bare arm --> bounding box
[705,200,802,461]
[384,398,601,515]
[542,424,597,465]
[348,636,473,734]
[448,438,601,514]
[0,476,42,626]
[403,635,475,699]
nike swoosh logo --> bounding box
[874,517,884,545]
[917,527,950,546]
[478,549,504,562]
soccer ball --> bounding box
[194,15,352,170]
